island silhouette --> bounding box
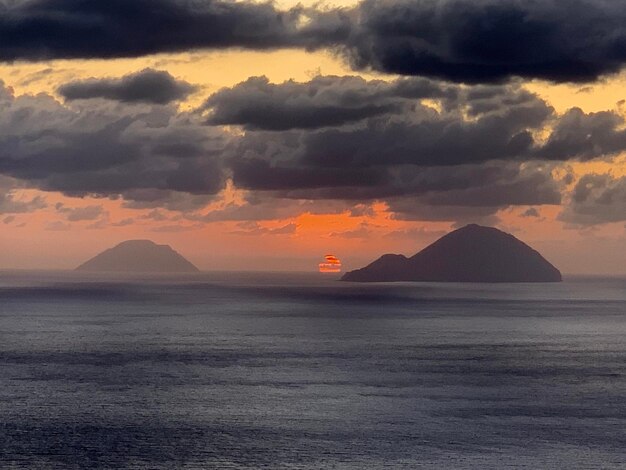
[76,240,199,273]
[342,224,562,283]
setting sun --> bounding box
[318,254,342,273]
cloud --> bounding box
[521,207,540,218]
[536,108,626,161]
[139,209,169,221]
[388,201,503,226]
[112,217,134,227]
[231,156,390,191]
[121,190,217,212]
[230,221,298,236]
[0,176,47,214]
[0,80,228,203]
[414,166,561,207]
[202,75,457,130]
[1,72,626,227]
[151,223,203,232]
[223,81,566,209]
[58,69,197,104]
[560,173,626,225]
[381,165,560,222]
[192,197,351,222]
[342,0,626,83]
[246,161,556,202]
[226,158,562,222]
[45,220,71,231]
[55,203,105,221]
[0,0,349,61]
[225,82,554,177]
[216,77,626,225]
[0,191,46,214]
[269,222,298,235]
[329,222,373,239]
[348,204,376,217]
[3,1,626,84]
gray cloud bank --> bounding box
[2,0,626,83]
[202,75,458,130]
[0,80,226,210]
[0,0,348,59]
[1,71,626,224]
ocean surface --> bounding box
[1,271,626,469]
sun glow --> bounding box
[318,254,342,273]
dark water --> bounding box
[1,271,626,469]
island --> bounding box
[76,240,199,273]
[341,224,562,283]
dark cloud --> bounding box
[58,69,197,104]
[224,84,560,204]
[202,75,458,130]
[227,82,554,180]
[221,79,626,207]
[342,0,626,83]
[227,158,561,222]
[198,77,626,223]
[536,108,626,161]
[560,173,626,225]
[231,156,390,191]
[415,168,561,207]
[0,81,228,202]
[521,207,540,218]
[0,0,349,61]
[120,190,217,212]
[380,163,560,221]
[244,161,557,203]
[3,1,626,84]
[387,200,503,226]
[299,108,545,168]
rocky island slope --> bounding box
[342,224,562,283]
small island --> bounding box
[76,240,199,273]
[342,224,562,283]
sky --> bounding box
[1,0,626,274]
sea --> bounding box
[1,271,625,469]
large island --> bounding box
[342,224,562,283]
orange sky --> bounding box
[1,0,625,274]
